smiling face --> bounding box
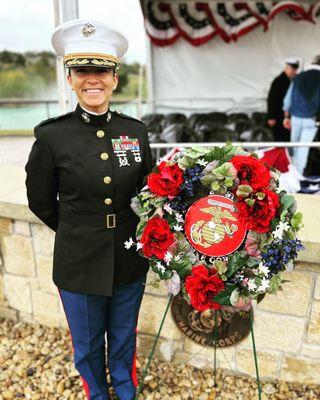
[67,67,118,113]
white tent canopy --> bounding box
[143,1,320,115]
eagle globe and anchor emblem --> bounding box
[82,23,96,37]
[171,193,252,348]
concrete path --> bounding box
[0,137,34,168]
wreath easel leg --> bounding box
[135,295,173,400]
[249,307,262,400]
[213,311,219,388]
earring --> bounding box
[113,87,117,90]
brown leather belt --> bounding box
[59,208,135,229]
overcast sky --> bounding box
[0,0,147,63]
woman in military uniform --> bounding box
[25,20,153,400]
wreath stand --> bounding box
[135,296,262,400]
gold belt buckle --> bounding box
[106,213,116,228]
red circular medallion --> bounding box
[184,195,247,257]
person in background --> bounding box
[25,19,153,400]
[283,54,320,176]
[267,57,300,142]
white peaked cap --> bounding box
[285,57,300,67]
[51,19,129,68]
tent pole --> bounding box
[53,0,79,114]
[145,31,155,114]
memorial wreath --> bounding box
[127,145,304,313]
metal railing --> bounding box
[0,98,147,131]
[150,141,320,161]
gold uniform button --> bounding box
[96,130,105,138]
[104,198,112,205]
[100,152,109,160]
[103,176,111,184]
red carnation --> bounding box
[185,264,225,312]
[231,155,271,191]
[237,189,280,233]
[147,161,184,197]
[141,216,175,260]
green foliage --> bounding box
[236,184,253,198]
[0,50,145,99]
[204,145,238,165]
[213,284,237,305]
[226,251,249,278]
[116,63,129,93]
[0,50,26,66]
[268,273,284,294]
[0,69,40,97]
[169,258,192,278]
[150,259,173,280]
[136,219,147,239]
[279,193,296,214]
[0,51,56,98]
[291,211,303,231]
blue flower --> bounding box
[261,238,304,273]
[170,166,204,212]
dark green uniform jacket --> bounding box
[25,104,154,296]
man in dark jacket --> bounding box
[267,58,300,142]
[283,55,320,175]
[25,20,154,400]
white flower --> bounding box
[258,262,270,277]
[257,277,270,293]
[124,237,134,249]
[164,251,173,265]
[247,279,257,291]
[196,158,207,167]
[164,271,181,296]
[174,255,181,261]
[175,213,184,223]
[273,221,290,240]
[270,170,280,181]
[163,204,173,214]
[174,224,183,232]
[156,262,166,274]
[136,242,143,251]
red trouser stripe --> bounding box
[57,288,91,400]
[131,327,138,387]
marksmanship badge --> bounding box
[111,136,141,167]
[184,195,247,257]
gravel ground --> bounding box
[0,318,320,400]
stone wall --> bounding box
[0,217,67,329]
[1,193,320,385]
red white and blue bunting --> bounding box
[145,1,320,46]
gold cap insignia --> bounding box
[82,23,95,37]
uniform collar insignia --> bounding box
[81,112,91,123]
[76,104,112,127]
